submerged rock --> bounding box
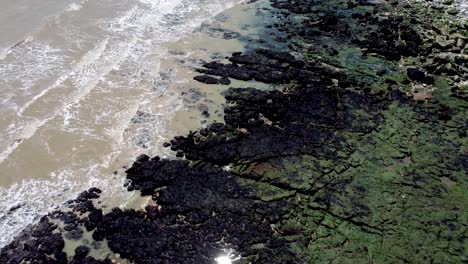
[73,246,90,260]
[1,0,466,263]
[194,75,232,85]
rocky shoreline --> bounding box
[1,0,467,263]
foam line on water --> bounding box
[0,173,79,247]
[0,38,113,164]
[0,163,132,247]
[18,37,109,114]
[0,36,33,61]
[66,0,88,13]
[1,7,145,161]
[0,0,89,60]
[0,40,66,92]
[17,37,97,109]
[1,0,242,160]
[0,48,7,60]
[0,0,246,249]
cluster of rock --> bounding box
[1,0,466,263]
[0,188,110,264]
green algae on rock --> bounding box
[0,0,467,263]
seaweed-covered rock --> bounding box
[1,0,466,263]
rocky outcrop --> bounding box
[1,0,466,263]
[0,188,112,264]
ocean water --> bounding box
[0,0,243,248]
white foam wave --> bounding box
[0,175,79,247]
[0,36,33,62]
[2,0,242,157]
[0,0,245,249]
[0,38,113,163]
[0,164,133,247]
[0,40,66,93]
[17,37,109,116]
[0,48,8,61]
[66,2,83,12]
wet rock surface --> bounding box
[168,49,466,263]
[1,0,467,263]
[98,161,298,263]
[0,188,111,264]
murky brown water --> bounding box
[0,0,273,248]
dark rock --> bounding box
[40,233,65,255]
[194,75,220,84]
[136,154,150,163]
[96,160,297,263]
[64,223,77,231]
[32,217,56,238]
[2,1,466,264]
[89,209,103,223]
[65,228,84,240]
[219,77,231,85]
[74,246,90,260]
[407,68,426,82]
[73,200,95,213]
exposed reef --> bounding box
[1,0,467,263]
